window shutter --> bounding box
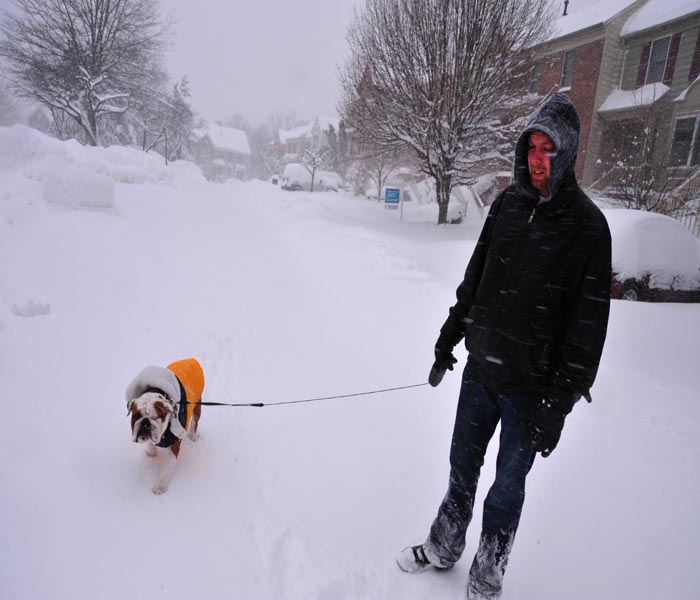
[663,33,682,86]
[690,30,700,82]
[636,42,651,88]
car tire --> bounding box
[621,283,642,301]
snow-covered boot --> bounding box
[396,544,437,573]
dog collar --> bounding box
[156,378,188,447]
[143,386,170,401]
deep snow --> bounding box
[1,127,699,600]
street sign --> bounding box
[385,187,400,212]
[385,188,400,203]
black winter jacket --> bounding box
[443,94,611,408]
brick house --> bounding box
[529,0,700,190]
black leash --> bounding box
[189,382,429,408]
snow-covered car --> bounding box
[604,209,700,302]
[280,163,343,192]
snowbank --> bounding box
[0,125,205,190]
[0,125,207,324]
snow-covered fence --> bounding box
[587,164,700,238]
[677,208,700,238]
[585,165,630,199]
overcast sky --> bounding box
[159,0,359,126]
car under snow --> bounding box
[603,208,700,303]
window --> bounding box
[646,36,671,84]
[669,116,700,167]
[529,60,541,94]
[559,50,576,90]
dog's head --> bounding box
[128,392,175,445]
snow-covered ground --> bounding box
[1,126,699,600]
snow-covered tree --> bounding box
[135,76,195,162]
[339,0,554,224]
[0,0,171,146]
[325,122,351,178]
[303,148,329,192]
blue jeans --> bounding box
[425,363,537,598]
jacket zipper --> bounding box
[482,205,535,354]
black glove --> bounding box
[428,318,463,387]
[526,386,581,457]
[526,399,567,457]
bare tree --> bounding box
[0,0,171,146]
[351,135,405,201]
[302,147,329,192]
[339,0,553,224]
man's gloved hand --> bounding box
[428,318,463,387]
[428,350,458,387]
[526,386,581,457]
[526,399,568,457]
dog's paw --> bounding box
[152,482,169,495]
[145,444,158,457]
[187,430,200,442]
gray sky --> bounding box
[159,0,359,126]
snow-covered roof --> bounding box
[621,0,700,37]
[200,124,250,155]
[278,116,339,144]
[598,82,670,112]
[549,0,637,41]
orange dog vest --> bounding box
[167,358,205,430]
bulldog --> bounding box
[126,358,205,494]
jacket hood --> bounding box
[513,93,581,201]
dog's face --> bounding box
[129,392,174,445]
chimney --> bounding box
[563,0,569,16]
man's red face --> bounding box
[527,132,555,197]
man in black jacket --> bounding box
[397,93,611,599]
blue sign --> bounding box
[385,188,400,204]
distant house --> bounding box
[274,116,339,163]
[193,124,251,181]
[528,0,700,189]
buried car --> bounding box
[603,209,700,302]
[280,163,343,192]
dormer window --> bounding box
[645,36,671,84]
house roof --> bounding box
[278,116,339,144]
[598,82,670,112]
[199,124,250,155]
[549,0,638,41]
[621,0,700,37]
